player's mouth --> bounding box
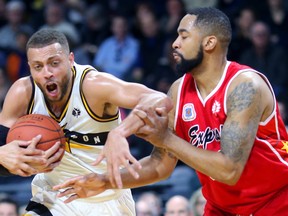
[46,82,59,97]
[173,52,181,61]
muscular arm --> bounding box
[139,73,271,185]
[0,77,32,126]
[82,72,173,187]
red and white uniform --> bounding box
[175,61,288,215]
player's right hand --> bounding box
[27,135,64,173]
[53,173,107,203]
[1,135,44,176]
[1,135,64,176]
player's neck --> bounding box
[193,59,227,98]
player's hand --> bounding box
[28,138,64,173]
[1,135,45,176]
[53,173,106,203]
[93,130,142,189]
[134,106,170,148]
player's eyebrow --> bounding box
[178,28,189,34]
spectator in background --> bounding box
[64,0,86,30]
[0,197,19,216]
[164,195,193,216]
[5,29,30,83]
[134,12,166,83]
[239,21,288,96]
[40,2,80,48]
[28,0,55,30]
[217,0,248,22]
[228,7,255,61]
[93,13,139,80]
[189,188,206,216]
[78,3,111,64]
[160,0,186,40]
[136,199,158,216]
[262,0,288,49]
[132,1,156,39]
[0,0,33,50]
[96,0,138,18]
[136,191,163,216]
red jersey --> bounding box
[174,61,288,214]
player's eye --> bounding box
[51,61,59,67]
[34,65,42,71]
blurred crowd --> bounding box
[0,0,288,215]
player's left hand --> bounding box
[53,173,106,203]
[93,129,142,189]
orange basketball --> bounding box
[6,114,66,159]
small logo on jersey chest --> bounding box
[72,108,81,118]
[182,103,196,121]
[212,100,221,114]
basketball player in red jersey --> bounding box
[54,7,288,215]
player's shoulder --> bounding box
[10,76,33,95]
[83,70,119,86]
[230,70,267,91]
[1,76,33,121]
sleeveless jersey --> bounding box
[174,61,288,214]
[28,62,131,203]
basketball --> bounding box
[6,114,66,158]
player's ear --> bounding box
[202,35,217,51]
[69,52,74,65]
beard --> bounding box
[37,72,71,103]
[175,45,204,76]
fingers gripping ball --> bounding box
[6,114,66,159]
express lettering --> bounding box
[188,125,222,149]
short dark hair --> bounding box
[187,7,232,48]
[26,29,70,54]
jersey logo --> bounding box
[182,103,196,121]
[212,100,221,114]
[64,129,109,145]
[72,107,81,118]
[188,124,222,149]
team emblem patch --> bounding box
[182,103,196,121]
[72,107,81,118]
[212,100,221,114]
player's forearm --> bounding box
[104,156,171,189]
[113,112,145,138]
[137,92,173,115]
[116,92,172,137]
[165,132,242,185]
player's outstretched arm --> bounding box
[53,146,177,203]
[84,73,173,189]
